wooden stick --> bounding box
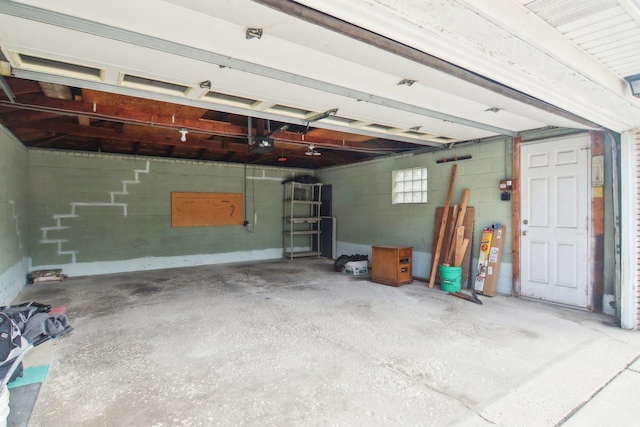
[446,190,470,264]
[453,227,465,265]
[455,238,470,266]
[448,225,463,265]
[429,164,457,288]
[455,225,465,250]
[445,205,459,265]
[455,189,471,230]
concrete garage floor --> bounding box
[11,258,640,426]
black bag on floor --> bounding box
[0,360,23,383]
[0,313,28,383]
[0,302,51,331]
[333,255,350,272]
[0,302,70,346]
[22,313,73,344]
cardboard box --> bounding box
[479,224,506,296]
[473,227,494,293]
[344,260,368,276]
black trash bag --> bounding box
[0,301,51,331]
[334,254,369,272]
[350,254,369,262]
[333,255,350,272]
[0,360,23,383]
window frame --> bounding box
[392,167,428,204]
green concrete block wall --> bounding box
[317,140,514,286]
[27,150,310,272]
[317,137,616,298]
[325,141,512,251]
[0,126,29,303]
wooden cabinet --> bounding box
[371,246,413,286]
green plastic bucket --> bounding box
[439,264,462,293]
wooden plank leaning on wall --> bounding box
[590,131,605,313]
[511,137,521,297]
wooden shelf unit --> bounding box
[371,245,413,286]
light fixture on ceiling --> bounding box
[624,74,640,97]
[246,28,263,40]
[305,144,321,156]
[398,79,416,86]
[248,136,274,154]
[278,146,287,162]
[199,80,211,89]
[179,128,188,142]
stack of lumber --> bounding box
[444,189,471,267]
[431,206,475,287]
[428,164,474,288]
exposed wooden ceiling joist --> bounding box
[0,77,412,168]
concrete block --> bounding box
[462,159,493,175]
[491,156,507,173]
[477,140,506,159]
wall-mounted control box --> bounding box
[499,179,512,191]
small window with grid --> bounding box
[393,167,428,204]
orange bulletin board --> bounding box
[171,192,244,227]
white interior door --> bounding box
[520,134,590,308]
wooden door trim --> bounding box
[590,131,605,312]
[512,137,521,297]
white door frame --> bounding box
[620,130,638,330]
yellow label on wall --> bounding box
[592,187,603,198]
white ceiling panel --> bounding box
[294,0,640,131]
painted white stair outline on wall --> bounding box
[40,161,150,263]
[8,200,25,256]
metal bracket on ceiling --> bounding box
[397,79,416,86]
[265,123,289,137]
[0,75,15,103]
[246,28,263,40]
[0,61,11,77]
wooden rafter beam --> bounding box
[15,118,358,164]
[7,94,247,136]
[0,110,60,125]
[6,78,41,95]
[2,93,420,151]
[16,119,247,151]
